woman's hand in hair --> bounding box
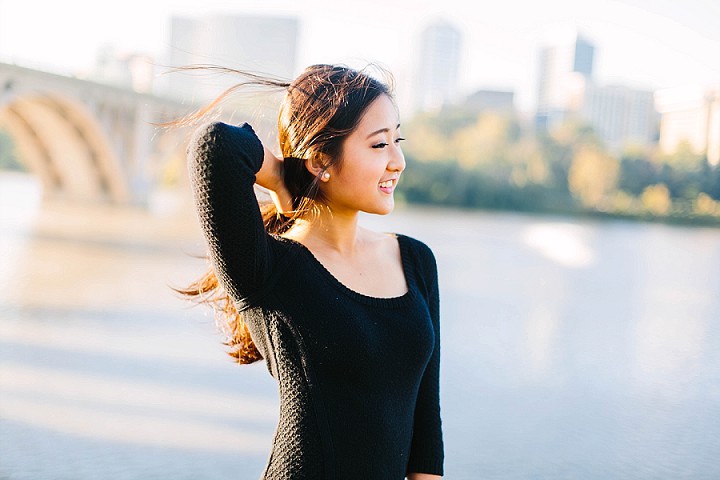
[256,146,293,216]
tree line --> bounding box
[398,106,720,226]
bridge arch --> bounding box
[0,62,191,205]
[1,92,130,203]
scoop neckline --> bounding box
[275,233,416,308]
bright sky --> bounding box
[1,0,719,112]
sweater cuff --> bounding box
[407,458,444,476]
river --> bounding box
[1,172,719,479]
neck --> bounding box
[291,205,361,256]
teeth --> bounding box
[380,180,393,188]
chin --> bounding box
[369,202,395,216]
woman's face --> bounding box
[322,94,406,216]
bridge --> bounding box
[0,62,192,205]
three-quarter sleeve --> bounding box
[407,243,445,476]
[187,121,276,304]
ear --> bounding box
[304,155,331,182]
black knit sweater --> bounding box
[188,122,444,479]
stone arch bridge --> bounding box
[0,62,193,205]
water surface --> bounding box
[1,173,719,479]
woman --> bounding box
[182,64,443,479]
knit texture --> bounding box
[188,122,444,479]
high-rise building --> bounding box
[656,86,720,166]
[414,20,462,112]
[536,32,595,129]
[535,31,659,151]
[163,14,299,101]
[581,84,659,152]
[463,89,515,114]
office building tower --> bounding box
[536,32,595,129]
[464,89,515,114]
[414,20,462,112]
[582,84,658,151]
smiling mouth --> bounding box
[379,179,394,189]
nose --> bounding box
[389,143,406,173]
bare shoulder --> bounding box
[359,228,436,260]
[358,227,402,255]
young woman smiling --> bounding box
[181,64,444,479]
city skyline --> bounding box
[0,0,719,112]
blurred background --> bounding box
[1,0,719,479]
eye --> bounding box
[372,138,405,149]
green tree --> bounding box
[568,146,619,210]
[694,192,719,216]
[660,140,705,172]
[453,113,516,168]
[641,183,672,216]
[618,156,658,195]
[402,121,454,164]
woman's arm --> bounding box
[188,122,279,302]
[406,241,444,476]
[407,474,442,480]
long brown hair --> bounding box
[177,64,394,363]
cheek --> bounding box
[332,146,386,191]
[349,166,383,191]
[333,158,374,187]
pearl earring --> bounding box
[322,171,330,180]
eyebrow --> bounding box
[366,124,401,139]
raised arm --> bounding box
[187,121,278,303]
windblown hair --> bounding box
[176,64,394,363]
